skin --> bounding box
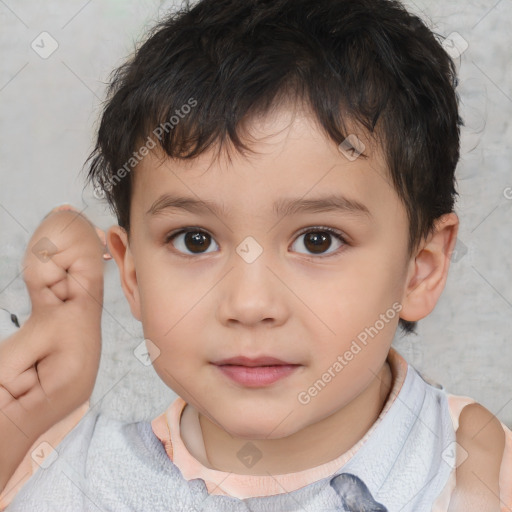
[108,104,461,477]
[449,403,505,512]
[0,209,104,492]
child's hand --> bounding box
[0,207,105,489]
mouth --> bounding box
[211,356,301,387]
[212,355,298,366]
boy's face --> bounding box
[112,106,418,439]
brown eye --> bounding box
[166,229,218,255]
[291,227,346,257]
[303,231,332,254]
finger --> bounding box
[0,366,40,404]
[22,253,68,308]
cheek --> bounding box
[305,254,403,364]
[316,259,400,327]
[136,257,191,334]
[146,311,202,395]
[136,270,206,359]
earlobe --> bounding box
[400,213,459,322]
[106,225,142,321]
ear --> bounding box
[400,212,459,322]
[107,225,142,321]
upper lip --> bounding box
[212,356,299,366]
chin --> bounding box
[220,412,304,440]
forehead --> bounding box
[131,107,402,225]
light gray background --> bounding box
[0,0,511,428]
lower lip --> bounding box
[214,364,300,387]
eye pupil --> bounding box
[185,231,210,253]
[304,231,332,254]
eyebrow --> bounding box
[146,193,372,219]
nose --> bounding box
[216,250,288,328]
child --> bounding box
[1,0,511,510]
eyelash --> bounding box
[164,226,349,260]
